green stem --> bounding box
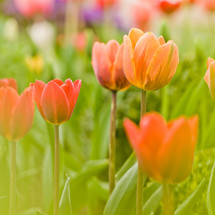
[9,141,16,215]
[54,125,60,215]
[109,91,117,194]
[163,184,174,215]
[136,90,146,215]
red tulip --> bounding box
[197,0,215,11]
[92,40,130,91]
[0,78,17,90]
[159,0,182,14]
[0,87,34,141]
[124,113,198,184]
[14,0,54,17]
[31,79,81,125]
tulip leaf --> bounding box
[104,163,139,215]
[18,208,47,215]
[142,184,162,214]
[207,161,215,215]
[116,152,136,182]
[59,176,72,215]
[175,179,206,215]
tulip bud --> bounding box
[204,57,215,100]
[31,79,81,125]
[123,28,179,91]
[124,112,198,184]
[92,40,130,91]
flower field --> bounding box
[0,0,215,215]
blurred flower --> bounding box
[130,0,156,30]
[96,0,118,9]
[123,28,179,90]
[71,32,88,52]
[28,21,55,54]
[31,79,81,125]
[3,18,19,41]
[204,57,215,100]
[92,40,130,91]
[25,55,44,75]
[0,87,34,141]
[124,112,198,184]
[197,0,215,11]
[14,0,54,17]
[0,78,17,90]
[159,0,182,14]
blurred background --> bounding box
[0,0,215,214]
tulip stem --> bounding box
[136,90,146,215]
[163,184,174,215]
[109,91,117,194]
[54,125,60,215]
[9,141,16,215]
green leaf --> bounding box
[104,163,141,215]
[59,176,72,215]
[207,161,215,215]
[175,179,206,215]
[18,208,47,215]
[143,183,162,214]
[116,152,136,182]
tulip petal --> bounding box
[158,36,165,45]
[138,113,168,180]
[128,28,144,49]
[52,79,64,86]
[113,44,130,90]
[133,32,161,88]
[123,118,142,151]
[31,80,46,119]
[188,115,199,146]
[10,87,34,140]
[105,40,120,64]
[145,42,179,90]
[41,81,69,125]
[0,87,19,138]
[0,78,17,90]
[207,57,215,69]
[208,62,215,100]
[159,117,194,183]
[123,35,138,87]
[92,42,112,89]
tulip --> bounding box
[92,40,130,91]
[124,113,198,184]
[123,28,179,91]
[124,113,198,215]
[0,86,34,215]
[0,87,34,141]
[92,40,130,194]
[14,0,54,17]
[31,79,81,125]
[204,57,215,100]
[159,0,182,14]
[31,78,81,215]
[0,78,17,90]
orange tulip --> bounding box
[0,78,17,90]
[159,0,182,14]
[92,40,130,91]
[0,87,34,141]
[204,57,215,100]
[31,79,81,125]
[124,113,198,184]
[123,28,179,91]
